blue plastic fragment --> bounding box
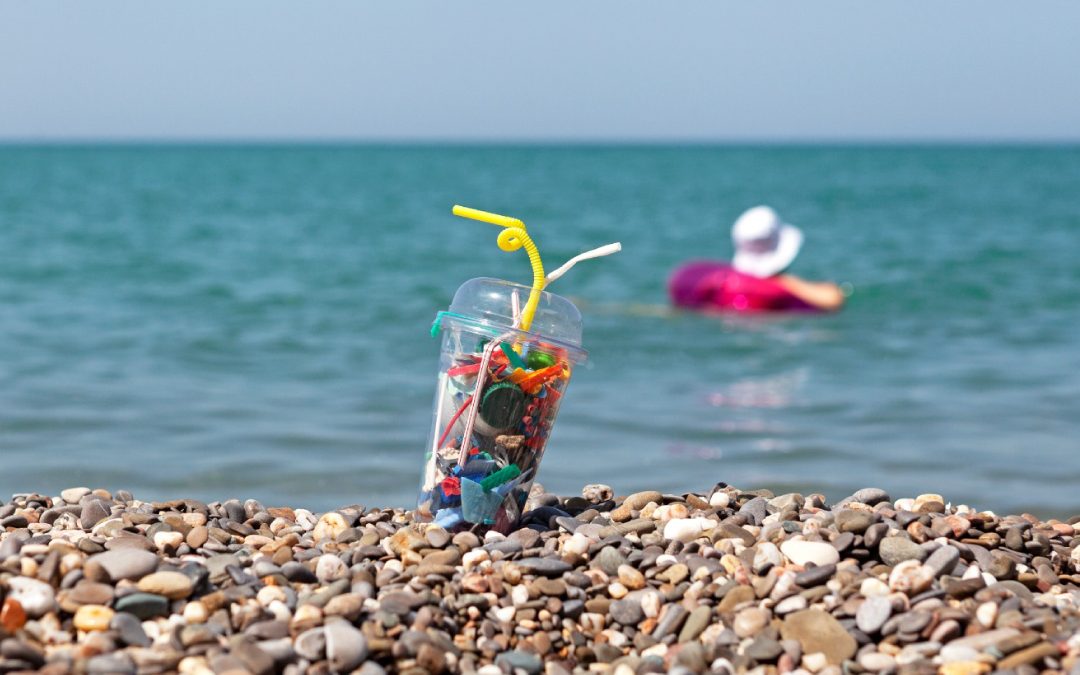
[463,458,498,475]
[433,507,464,528]
[460,477,505,525]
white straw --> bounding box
[511,289,521,329]
[544,242,622,287]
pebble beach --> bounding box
[0,484,1078,675]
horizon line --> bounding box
[1,136,1079,148]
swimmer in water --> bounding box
[669,206,845,313]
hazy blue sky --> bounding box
[2,1,1078,141]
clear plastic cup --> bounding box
[417,277,587,534]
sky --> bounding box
[1,1,1078,142]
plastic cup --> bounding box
[417,277,587,534]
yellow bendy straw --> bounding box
[452,205,546,331]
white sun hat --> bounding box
[731,206,804,278]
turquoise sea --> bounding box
[1,144,1078,515]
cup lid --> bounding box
[437,277,586,361]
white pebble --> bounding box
[640,591,662,618]
[178,656,214,675]
[91,518,124,537]
[60,553,84,575]
[780,539,840,567]
[311,513,348,543]
[183,601,208,624]
[860,578,890,597]
[938,645,981,663]
[753,542,782,572]
[561,533,590,557]
[142,620,161,641]
[257,586,287,607]
[315,554,348,583]
[294,509,317,531]
[975,601,998,628]
[462,549,489,570]
[653,503,689,522]
[511,585,530,606]
[769,571,798,601]
[154,531,184,552]
[269,518,293,536]
[493,606,515,623]
[579,612,605,632]
[802,652,829,672]
[709,491,730,509]
[774,595,807,615]
[654,554,678,568]
[7,576,56,617]
[889,560,933,595]
[858,652,896,672]
[267,600,292,622]
[663,518,716,543]
[603,629,628,648]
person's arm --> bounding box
[776,274,846,312]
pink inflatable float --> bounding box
[667,261,818,313]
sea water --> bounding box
[1,144,1078,514]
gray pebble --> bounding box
[924,545,961,577]
[111,612,150,647]
[739,497,768,526]
[595,546,627,575]
[515,557,572,576]
[610,598,644,625]
[879,536,928,566]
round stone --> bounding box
[878,536,928,566]
[136,571,194,600]
[780,540,840,567]
[855,596,892,634]
[664,518,715,543]
[325,620,368,672]
[610,598,643,625]
[781,609,857,665]
[61,487,91,505]
[316,554,348,583]
[618,564,646,590]
[858,652,897,672]
[834,509,874,533]
[595,547,627,576]
[733,608,770,638]
[85,549,159,583]
[7,577,56,617]
[74,604,115,632]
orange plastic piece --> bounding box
[516,365,563,394]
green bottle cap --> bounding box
[525,350,557,370]
[479,382,526,431]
